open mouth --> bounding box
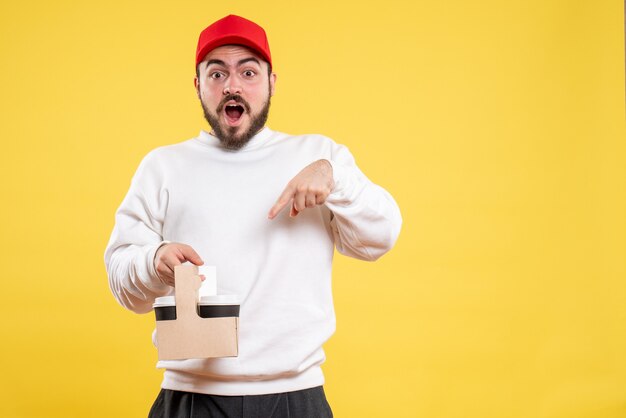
[224,104,245,125]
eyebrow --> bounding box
[236,57,261,67]
[205,57,262,70]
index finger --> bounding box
[268,184,295,219]
[179,245,204,266]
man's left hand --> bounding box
[268,159,334,219]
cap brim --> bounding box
[196,35,271,68]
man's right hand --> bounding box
[154,243,204,287]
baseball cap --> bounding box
[195,15,272,69]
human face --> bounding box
[194,45,276,150]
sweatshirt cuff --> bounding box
[326,159,353,204]
[327,159,347,192]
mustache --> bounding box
[216,95,251,113]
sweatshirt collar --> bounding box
[196,126,273,151]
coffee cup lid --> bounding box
[199,294,239,305]
[153,296,175,308]
[153,294,239,307]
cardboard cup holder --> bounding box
[153,265,239,360]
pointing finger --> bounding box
[268,184,295,219]
[268,199,289,219]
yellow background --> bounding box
[0,1,624,417]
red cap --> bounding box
[195,15,272,69]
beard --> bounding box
[201,91,271,151]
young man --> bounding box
[105,14,402,417]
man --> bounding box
[105,14,402,417]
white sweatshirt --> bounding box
[104,127,402,395]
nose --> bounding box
[223,78,242,95]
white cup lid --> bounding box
[199,294,239,305]
[153,296,175,308]
[153,294,239,307]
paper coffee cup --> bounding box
[198,295,240,318]
[153,296,176,321]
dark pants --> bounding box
[148,386,333,418]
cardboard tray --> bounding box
[155,264,239,360]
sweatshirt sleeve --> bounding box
[325,144,402,261]
[104,152,171,314]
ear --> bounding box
[194,76,200,99]
[269,72,277,97]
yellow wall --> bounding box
[0,1,624,417]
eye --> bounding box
[210,72,225,80]
[243,70,256,77]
